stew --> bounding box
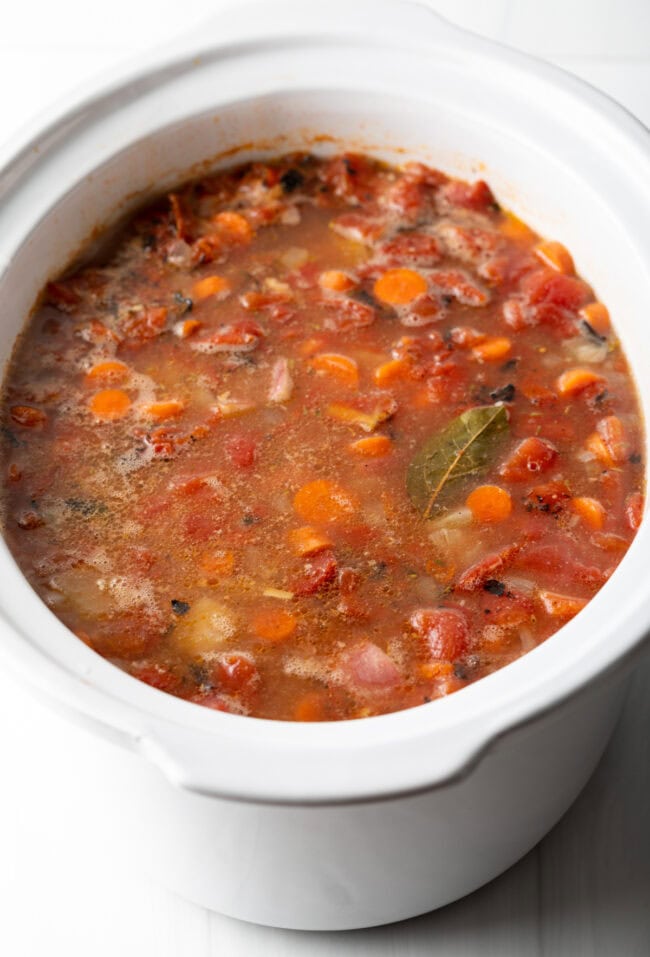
[0,152,644,721]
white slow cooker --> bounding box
[0,0,649,930]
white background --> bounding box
[0,1,649,954]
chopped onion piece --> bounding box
[428,506,473,531]
[268,357,294,403]
[263,587,294,600]
[280,247,309,270]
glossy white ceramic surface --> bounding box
[0,0,649,929]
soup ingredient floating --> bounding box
[0,152,643,721]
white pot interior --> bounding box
[1,6,649,803]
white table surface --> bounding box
[1,2,649,954]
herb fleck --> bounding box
[483,579,506,596]
[174,292,193,313]
[171,599,190,616]
[489,383,515,403]
[280,169,305,193]
[64,497,108,518]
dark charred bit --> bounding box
[1,426,23,449]
[343,157,357,175]
[242,512,260,526]
[581,318,607,342]
[64,497,108,518]
[188,661,209,686]
[171,599,191,616]
[174,291,193,313]
[490,383,516,403]
[355,289,376,307]
[369,560,388,580]
[483,579,506,596]
[500,358,518,372]
[279,168,305,193]
[141,233,156,251]
[629,452,642,464]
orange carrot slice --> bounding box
[174,318,202,338]
[85,360,129,383]
[499,211,536,242]
[556,368,605,396]
[571,496,605,530]
[349,435,392,457]
[213,211,253,243]
[89,389,131,420]
[579,301,611,336]
[192,275,231,301]
[466,485,512,523]
[319,270,355,292]
[534,241,575,274]
[472,337,512,362]
[293,479,356,524]
[287,526,333,556]
[200,550,235,580]
[141,400,185,421]
[373,268,427,305]
[252,608,297,642]
[310,353,359,388]
[373,358,410,387]
[538,590,588,618]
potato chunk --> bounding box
[172,597,237,657]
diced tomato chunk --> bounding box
[410,607,469,660]
[292,549,338,596]
[514,544,605,588]
[625,491,644,531]
[499,437,558,482]
[339,641,401,689]
[440,179,497,212]
[525,481,571,514]
[456,543,523,592]
[212,653,259,696]
[323,296,376,331]
[522,269,590,311]
[225,434,258,469]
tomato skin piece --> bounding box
[10,405,47,427]
[625,491,644,531]
[410,607,470,660]
[378,232,442,266]
[499,437,558,482]
[456,543,524,592]
[522,269,590,311]
[292,549,338,596]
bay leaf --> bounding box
[407,404,509,518]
